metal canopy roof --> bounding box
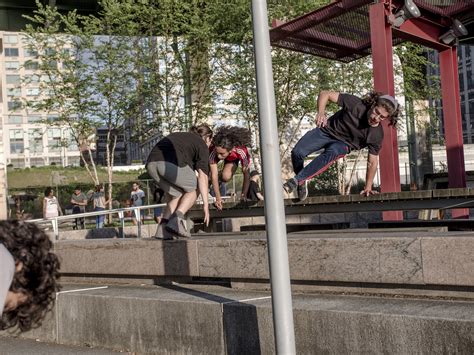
[270,0,474,63]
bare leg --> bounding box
[221,162,237,182]
[175,190,198,215]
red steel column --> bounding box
[370,2,402,220]
[439,46,468,218]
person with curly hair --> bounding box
[0,220,60,332]
[209,125,253,210]
[146,124,213,239]
[284,91,400,202]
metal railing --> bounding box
[27,195,231,240]
[28,203,167,240]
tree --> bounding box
[23,2,101,185]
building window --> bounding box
[24,75,40,84]
[47,128,62,152]
[30,157,45,167]
[6,75,21,85]
[65,129,79,151]
[67,157,80,166]
[26,88,40,96]
[24,48,38,57]
[8,101,22,111]
[27,115,42,123]
[4,35,18,44]
[9,158,25,168]
[49,157,62,165]
[9,129,24,154]
[4,48,19,57]
[24,61,39,70]
[28,129,44,153]
[47,115,59,123]
[7,115,22,124]
[5,61,19,71]
[7,87,21,97]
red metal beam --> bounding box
[439,46,468,219]
[370,2,403,221]
[392,18,451,51]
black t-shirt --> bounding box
[146,132,210,175]
[247,180,261,201]
[322,94,384,155]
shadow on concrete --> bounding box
[160,239,191,281]
[161,284,262,355]
[84,228,118,239]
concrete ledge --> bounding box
[55,231,474,286]
[10,284,474,354]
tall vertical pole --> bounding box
[440,46,468,218]
[251,1,296,354]
[369,2,402,221]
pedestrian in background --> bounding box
[247,170,264,201]
[92,184,109,229]
[43,187,62,219]
[70,186,87,229]
[130,182,145,225]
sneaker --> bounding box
[297,180,308,202]
[154,223,173,240]
[166,213,191,238]
[283,177,298,194]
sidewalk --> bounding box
[0,337,127,354]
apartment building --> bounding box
[427,45,474,144]
[1,31,82,169]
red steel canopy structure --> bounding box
[270,0,474,220]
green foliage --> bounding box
[20,0,435,198]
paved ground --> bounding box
[0,337,127,354]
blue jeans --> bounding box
[210,181,227,197]
[95,207,105,228]
[291,128,349,184]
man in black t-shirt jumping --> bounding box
[283,91,400,202]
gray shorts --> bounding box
[146,161,197,197]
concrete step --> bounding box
[9,283,474,355]
[55,230,474,288]
[0,336,123,354]
[240,222,350,232]
[369,219,474,231]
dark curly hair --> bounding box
[0,221,60,332]
[212,126,252,151]
[362,91,400,127]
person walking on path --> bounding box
[146,124,213,239]
[43,187,62,219]
[209,126,252,210]
[92,184,109,229]
[283,91,400,201]
[70,186,87,229]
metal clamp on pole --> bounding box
[117,211,125,238]
[52,218,59,240]
[134,207,142,239]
